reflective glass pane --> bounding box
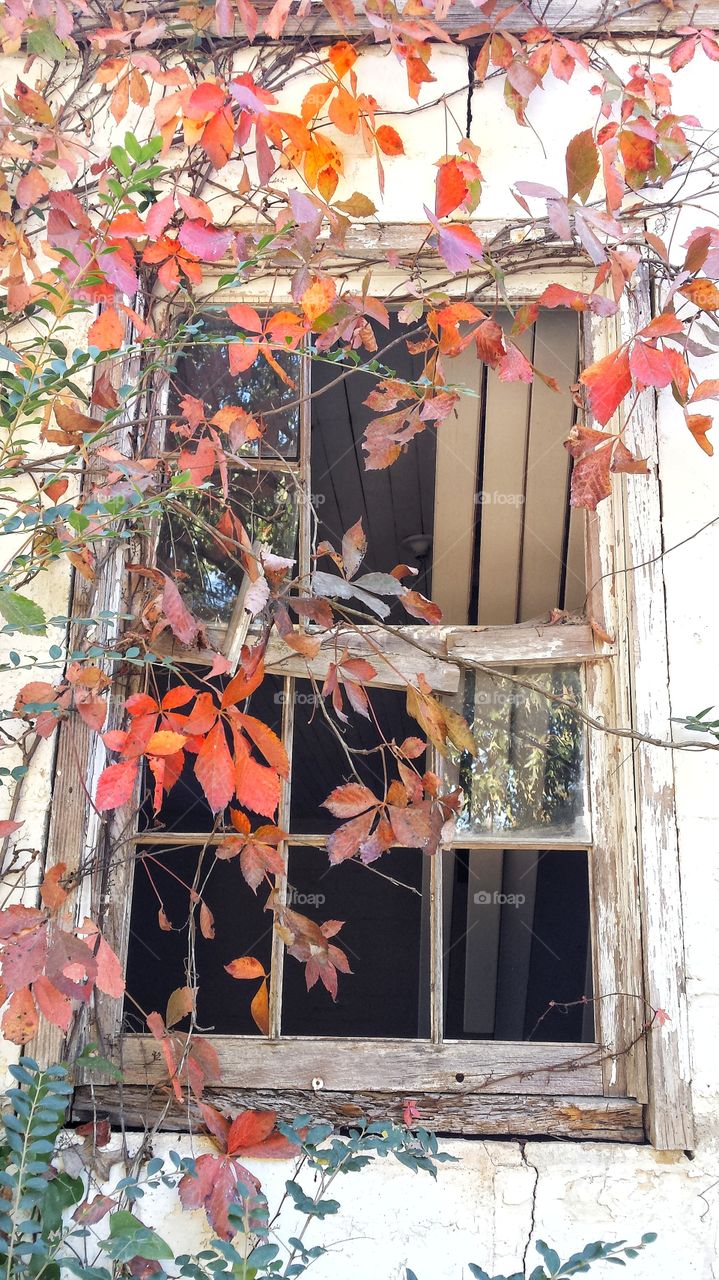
[158,469,299,624]
[124,843,273,1035]
[281,846,428,1037]
[443,848,593,1043]
[448,666,589,840]
[171,314,300,458]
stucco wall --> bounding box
[2,37,719,1279]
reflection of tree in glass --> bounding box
[452,667,585,834]
[159,471,299,623]
[170,314,300,458]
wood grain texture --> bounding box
[120,1033,605,1095]
[112,0,719,39]
[582,310,648,1108]
[72,1084,644,1142]
[618,277,694,1151]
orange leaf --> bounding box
[40,863,68,911]
[221,660,265,707]
[301,276,337,323]
[679,279,719,311]
[200,901,215,939]
[16,168,49,211]
[685,413,714,456]
[88,307,124,351]
[225,956,266,979]
[146,730,188,757]
[250,980,270,1035]
[328,41,357,78]
[1,986,38,1044]
[375,125,404,156]
[236,714,289,777]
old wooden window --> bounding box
[42,270,692,1149]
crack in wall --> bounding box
[519,1142,539,1274]
[466,44,477,138]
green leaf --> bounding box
[0,592,46,634]
[104,1211,173,1262]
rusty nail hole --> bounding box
[455,1072,465,1082]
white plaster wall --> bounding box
[1,37,718,1280]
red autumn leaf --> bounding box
[46,931,97,1001]
[32,974,72,1032]
[72,1195,116,1226]
[126,692,159,717]
[88,307,124,351]
[161,575,203,646]
[0,819,23,838]
[239,835,285,892]
[679,279,719,311]
[435,157,468,219]
[178,219,233,262]
[388,800,433,847]
[629,341,674,390]
[95,760,139,811]
[2,923,48,991]
[436,222,484,273]
[327,809,375,864]
[195,723,235,813]
[401,589,442,624]
[226,1109,276,1154]
[234,738,280,818]
[93,932,125,998]
[178,1154,250,1240]
[579,346,632,426]
[619,128,654,176]
[2,986,38,1044]
[565,423,648,510]
[322,782,378,818]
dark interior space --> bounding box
[281,845,426,1038]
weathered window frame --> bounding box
[35,247,692,1149]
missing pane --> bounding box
[139,669,284,834]
[124,843,273,1036]
[281,845,428,1038]
[289,682,422,834]
[443,848,594,1043]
